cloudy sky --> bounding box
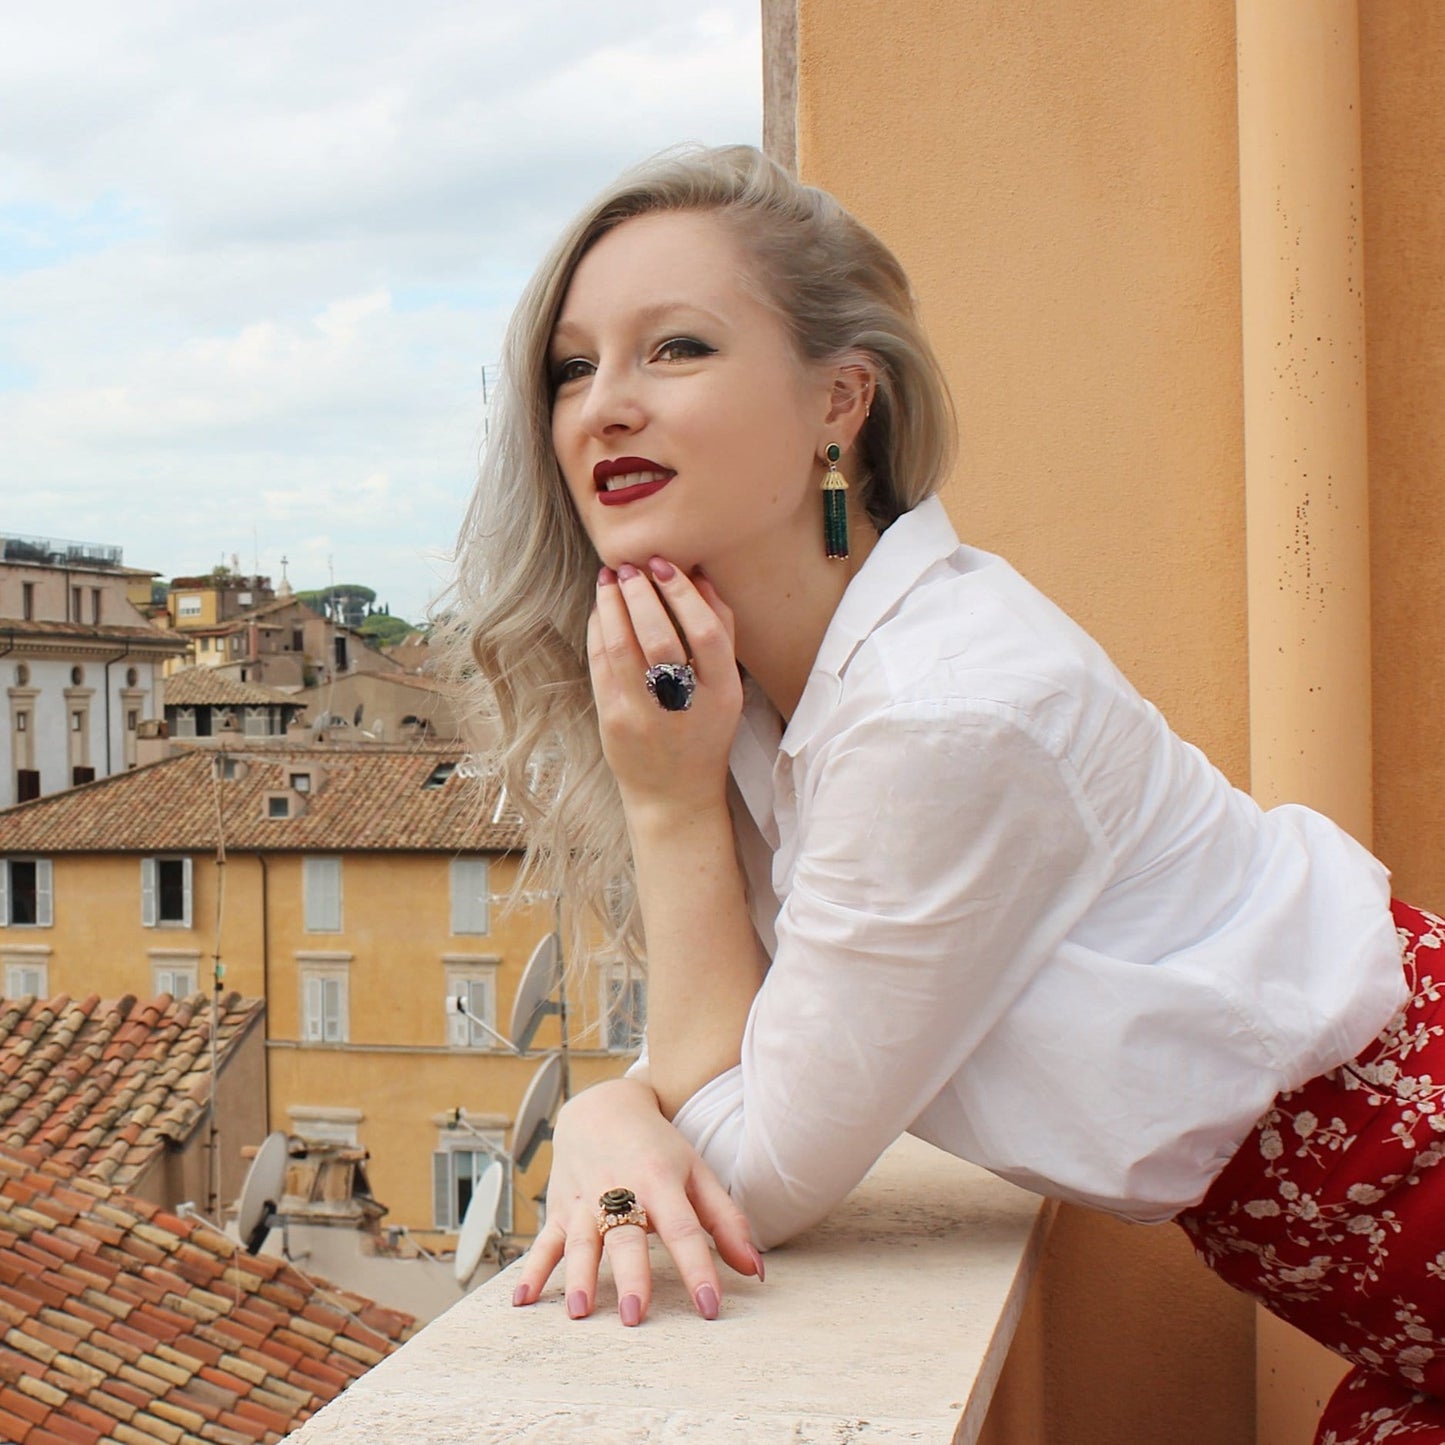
[0,2,761,622]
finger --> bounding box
[689,568,737,650]
[511,1220,566,1306]
[642,558,736,683]
[561,1221,604,1320]
[614,562,687,665]
[644,1192,728,1320]
[601,1224,653,1327]
[593,565,659,680]
[688,1161,765,1284]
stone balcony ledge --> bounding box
[288,1135,1048,1443]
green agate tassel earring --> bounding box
[822,443,850,560]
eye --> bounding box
[550,356,594,389]
[654,336,716,363]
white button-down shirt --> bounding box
[664,496,1405,1247]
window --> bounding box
[153,962,199,997]
[16,711,27,732]
[333,635,348,670]
[125,667,138,687]
[449,857,489,934]
[432,1145,512,1233]
[14,663,28,686]
[21,583,33,621]
[300,964,348,1043]
[127,709,139,733]
[4,961,48,998]
[267,794,291,819]
[70,666,84,686]
[291,627,303,651]
[243,707,268,737]
[172,708,197,739]
[303,857,342,932]
[289,771,312,794]
[1,859,53,928]
[70,710,83,732]
[177,594,203,618]
[71,587,82,621]
[445,961,499,1049]
[604,966,647,1053]
[90,589,102,624]
[141,856,192,927]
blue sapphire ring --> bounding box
[644,662,697,713]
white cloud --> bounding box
[0,0,762,620]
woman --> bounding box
[449,144,1444,1442]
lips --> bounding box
[593,456,676,506]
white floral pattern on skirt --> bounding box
[1178,901,1445,1444]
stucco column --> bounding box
[1238,0,1372,844]
[1237,4,1371,1440]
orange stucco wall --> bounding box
[785,1,1445,1441]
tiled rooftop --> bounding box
[0,1144,416,1444]
[162,671,305,710]
[0,995,264,1192]
[0,620,188,651]
[0,747,522,855]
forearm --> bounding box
[627,795,764,1119]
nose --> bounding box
[577,358,645,439]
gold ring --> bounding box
[597,1186,649,1236]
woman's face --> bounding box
[548,209,831,577]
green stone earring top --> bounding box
[826,443,841,464]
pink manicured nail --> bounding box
[598,566,616,587]
[647,556,676,582]
[619,1294,642,1327]
[616,562,640,581]
[694,1285,719,1321]
[567,1290,589,1319]
[512,1283,532,1307]
[747,1245,765,1283]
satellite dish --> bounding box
[508,933,562,1052]
[511,1053,564,1172]
[236,1131,289,1254]
[453,1161,505,1286]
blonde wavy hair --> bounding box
[441,144,956,965]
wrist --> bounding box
[622,789,732,843]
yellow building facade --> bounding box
[0,745,636,1250]
[769,3,1445,1442]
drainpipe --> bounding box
[1236,4,1371,1440]
[1237,0,1372,844]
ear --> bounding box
[821,359,876,455]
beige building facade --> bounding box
[769,3,1444,1442]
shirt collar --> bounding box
[781,494,961,756]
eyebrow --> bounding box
[550,300,729,348]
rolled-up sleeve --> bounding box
[671,701,1114,1247]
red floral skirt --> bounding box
[1177,900,1445,1444]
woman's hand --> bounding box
[510,1076,763,1325]
[588,558,743,817]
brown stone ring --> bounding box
[597,1187,649,1236]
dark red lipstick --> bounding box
[594,456,676,506]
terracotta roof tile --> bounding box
[0,744,524,853]
[0,1147,414,1443]
[161,670,306,710]
[0,996,264,1193]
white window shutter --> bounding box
[323,977,344,1041]
[35,860,52,928]
[450,858,488,935]
[304,976,324,1040]
[141,858,157,927]
[181,857,193,929]
[432,1152,453,1230]
[447,993,468,1047]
